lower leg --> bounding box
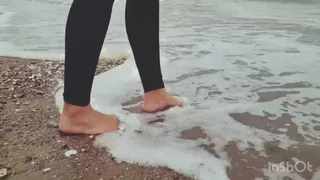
[125,0,182,112]
[63,0,114,105]
[59,0,119,134]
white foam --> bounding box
[99,48,131,61]
[55,32,320,179]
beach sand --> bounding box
[0,56,189,180]
[1,56,320,180]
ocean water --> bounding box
[2,0,320,179]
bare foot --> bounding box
[142,88,183,113]
[59,103,119,135]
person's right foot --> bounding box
[59,103,119,135]
[142,88,183,113]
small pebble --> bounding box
[0,168,7,178]
[115,159,122,164]
[43,168,51,173]
[35,90,45,95]
[64,149,77,157]
[47,121,58,128]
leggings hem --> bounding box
[63,92,90,107]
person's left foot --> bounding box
[142,88,183,113]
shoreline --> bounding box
[0,56,188,180]
[1,56,320,180]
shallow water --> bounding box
[2,0,320,179]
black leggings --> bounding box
[63,0,164,107]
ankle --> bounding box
[62,102,91,117]
[144,88,167,98]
